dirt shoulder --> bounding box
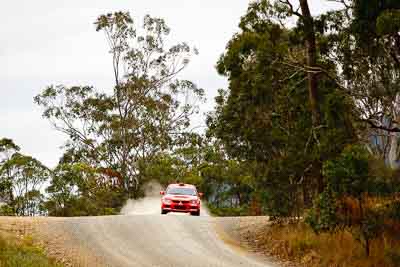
[0,217,103,267]
[214,216,299,267]
[217,217,400,267]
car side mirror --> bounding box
[160,191,165,195]
[198,192,203,198]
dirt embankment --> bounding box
[214,216,298,267]
[0,216,102,266]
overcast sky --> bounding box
[0,0,342,167]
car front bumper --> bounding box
[161,203,200,213]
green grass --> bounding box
[0,232,62,267]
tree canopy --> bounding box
[34,12,204,197]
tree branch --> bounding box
[363,119,400,133]
[278,0,302,17]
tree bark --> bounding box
[388,131,399,169]
[299,0,323,193]
[299,0,321,128]
[388,94,400,169]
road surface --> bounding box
[1,195,276,267]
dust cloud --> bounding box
[120,181,164,215]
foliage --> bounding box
[208,0,354,217]
[208,0,400,259]
[0,139,49,216]
[0,205,14,216]
[326,0,400,165]
[305,187,338,234]
[35,11,204,197]
[0,138,20,205]
[44,162,126,216]
[323,145,370,198]
[198,142,255,210]
[307,145,393,256]
[141,154,188,187]
[207,204,249,217]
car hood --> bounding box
[163,194,199,201]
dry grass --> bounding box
[0,230,62,267]
[242,222,400,267]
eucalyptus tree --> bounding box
[0,152,49,216]
[209,0,355,215]
[350,0,400,167]
[238,0,400,168]
[35,12,204,195]
[314,0,400,167]
[0,138,20,204]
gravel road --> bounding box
[0,196,276,267]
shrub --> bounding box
[0,204,15,216]
[308,145,390,256]
[305,187,338,234]
[207,204,249,216]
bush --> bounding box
[305,187,338,234]
[308,145,389,256]
[0,205,15,216]
[103,207,118,215]
[207,204,249,216]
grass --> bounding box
[0,231,62,267]
[252,222,400,267]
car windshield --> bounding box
[166,187,196,196]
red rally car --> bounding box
[160,183,203,216]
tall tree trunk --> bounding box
[388,94,400,169]
[299,0,320,127]
[388,131,399,169]
[299,0,323,193]
[7,168,13,203]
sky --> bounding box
[0,0,342,168]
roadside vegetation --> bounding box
[203,0,400,265]
[1,0,400,266]
[0,232,61,267]
[245,222,400,267]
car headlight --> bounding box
[163,198,172,204]
[191,200,198,204]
